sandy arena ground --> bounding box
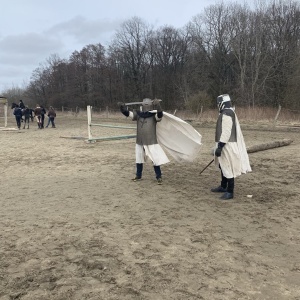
[0,113,299,300]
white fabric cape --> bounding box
[215,114,252,178]
[156,112,202,162]
[135,143,170,166]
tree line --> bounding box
[3,0,300,112]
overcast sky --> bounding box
[0,0,251,93]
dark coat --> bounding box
[48,109,56,118]
[13,107,23,117]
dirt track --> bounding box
[0,114,299,300]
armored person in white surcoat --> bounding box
[211,94,252,200]
[118,98,169,184]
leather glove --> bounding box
[117,102,127,113]
[152,99,162,112]
[215,142,226,157]
[215,147,222,157]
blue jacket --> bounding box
[13,107,23,117]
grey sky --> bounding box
[0,0,250,93]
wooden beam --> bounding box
[246,139,293,153]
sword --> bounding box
[124,99,162,106]
[124,102,143,106]
[199,159,214,175]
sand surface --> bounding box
[0,114,299,300]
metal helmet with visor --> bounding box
[217,94,231,112]
[141,98,154,112]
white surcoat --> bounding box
[215,108,252,178]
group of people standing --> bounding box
[33,103,56,129]
[13,100,56,129]
[118,94,251,200]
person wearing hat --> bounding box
[211,94,251,200]
[117,98,169,185]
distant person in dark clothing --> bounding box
[13,104,23,129]
[46,106,56,128]
[18,100,26,121]
[40,106,46,128]
[34,104,43,129]
[22,106,34,129]
[19,100,25,109]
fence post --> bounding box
[274,104,281,126]
[87,105,92,140]
[4,102,7,127]
[0,97,8,127]
[86,105,136,142]
[197,106,203,119]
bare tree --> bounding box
[264,0,300,106]
[22,1,300,111]
[109,17,154,100]
[190,3,236,98]
[151,26,192,108]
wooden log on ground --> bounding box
[246,139,293,153]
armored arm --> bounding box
[153,99,163,118]
[117,102,129,117]
[215,113,233,157]
[215,142,226,157]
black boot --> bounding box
[220,192,234,200]
[212,169,228,192]
[220,178,234,199]
[211,186,227,192]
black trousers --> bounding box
[136,163,162,179]
[15,116,22,129]
[220,168,234,193]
